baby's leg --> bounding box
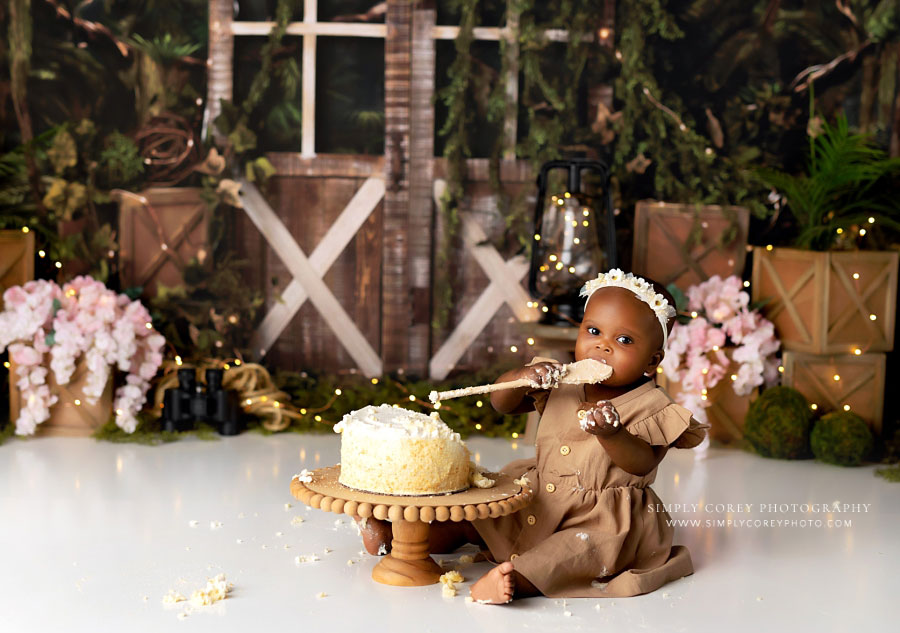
[353,516,392,555]
[429,520,485,554]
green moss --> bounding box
[875,465,900,482]
[744,386,813,460]
[810,411,874,467]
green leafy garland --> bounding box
[90,364,529,445]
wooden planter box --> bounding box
[657,351,757,444]
[751,247,898,354]
[9,358,113,437]
[781,351,885,435]
[0,230,35,308]
[117,187,209,298]
[632,201,750,289]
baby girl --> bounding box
[358,269,708,604]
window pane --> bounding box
[236,0,304,22]
[315,37,385,155]
[233,35,303,152]
[434,39,502,158]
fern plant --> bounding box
[758,114,900,250]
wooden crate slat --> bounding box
[0,230,34,308]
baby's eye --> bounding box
[616,335,633,345]
[587,327,600,336]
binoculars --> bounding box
[162,368,243,435]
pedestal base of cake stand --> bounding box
[371,520,442,586]
[290,465,533,588]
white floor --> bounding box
[0,432,895,633]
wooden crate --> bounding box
[9,359,113,437]
[118,187,209,298]
[632,201,750,289]
[656,349,756,444]
[751,247,898,354]
[0,230,35,308]
[782,351,886,435]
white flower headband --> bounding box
[579,269,676,349]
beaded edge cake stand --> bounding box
[290,465,533,587]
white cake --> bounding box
[333,405,471,496]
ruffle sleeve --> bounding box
[625,403,710,449]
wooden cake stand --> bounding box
[290,465,533,587]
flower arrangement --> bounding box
[659,275,780,422]
[0,276,164,435]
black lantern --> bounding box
[528,158,617,324]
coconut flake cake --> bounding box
[333,405,471,496]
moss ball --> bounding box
[744,386,813,459]
[810,411,874,467]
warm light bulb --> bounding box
[778,366,784,373]
[852,273,860,279]
[534,234,541,241]
[564,192,571,199]
[408,395,415,401]
[843,404,850,411]
[74,399,81,406]
[315,415,322,421]
[868,217,875,224]
[475,423,482,430]
[712,345,720,351]
[371,378,378,384]
[527,338,535,345]
[476,401,483,408]
[300,408,307,414]
[583,209,590,217]
[690,311,698,318]
[55,261,62,269]
[335,388,342,395]
[582,220,589,227]
[568,266,575,273]
[853,348,862,356]
[573,238,580,245]
[656,367,663,374]
[811,403,818,410]
[766,244,773,251]
[731,375,737,381]
[549,254,557,261]
[701,368,709,375]
[859,229,867,236]
[869,314,877,321]
[836,228,843,235]
[512,433,519,439]
[542,306,549,313]
[510,345,518,353]
[743,281,750,288]
[175,356,183,366]
[833,374,840,381]
[38,250,46,258]
[434,402,441,409]
[21,226,29,233]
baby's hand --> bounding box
[519,362,563,390]
[577,400,621,437]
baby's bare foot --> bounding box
[469,561,515,604]
[353,515,392,556]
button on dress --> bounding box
[473,362,709,598]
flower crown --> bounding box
[580,269,676,349]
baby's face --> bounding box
[574,287,664,387]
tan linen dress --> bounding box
[473,368,709,599]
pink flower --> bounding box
[10,344,41,366]
[0,276,166,435]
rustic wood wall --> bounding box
[234,155,537,377]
